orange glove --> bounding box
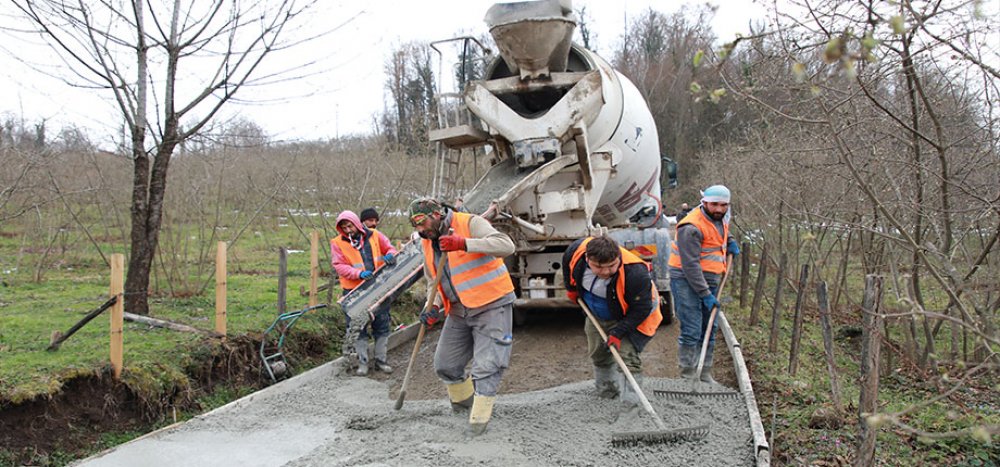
[438,234,466,252]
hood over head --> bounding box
[335,210,365,237]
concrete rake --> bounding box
[578,299,709,446]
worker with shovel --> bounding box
[410,198,516,437]
[562,235,663,405]
[668,185,740,384]
[331,210,398,376]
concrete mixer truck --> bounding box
[341,0,677,328]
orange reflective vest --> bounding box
[569,237,663,337]
[422,212,514,314]
[331,229,385,290]
[668,208,729,274]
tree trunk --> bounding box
[124,130,179,315]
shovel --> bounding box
[577,298,709,446]
[394,254,447,410]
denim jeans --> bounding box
[670,276,719,352]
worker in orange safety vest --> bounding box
[410,197,515,437]
[668,185,740,385]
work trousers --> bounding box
[585,316,642,373]
[671,276,720,351]
[433,304,513,397]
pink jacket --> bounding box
[331,210,397,281]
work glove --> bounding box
[726,238,741,257]
[438,234,467,252]
[606,335,622,351]
[359,270,374,280]
[566,290,579,303]
[383,253,396,265]
[606,326,626,350]
[701,294,721,313]
[420,305,443,328]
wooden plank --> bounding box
[739,241,751,308]
[125,312,219,336]
[109,253,124,379]
[215,241,227,336]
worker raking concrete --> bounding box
[562,235,663,405]
[410,198,516,436]
[668,185,740,384]
[331,210,397,376]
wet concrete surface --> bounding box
[76,311,754,466]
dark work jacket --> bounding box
[561,238,655,352]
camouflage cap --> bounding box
[408,197,444,226]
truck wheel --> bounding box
[513,308,528,327]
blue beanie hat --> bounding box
[701,185,731,203]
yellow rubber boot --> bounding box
[468,395,496,436]
[446,379,474,412]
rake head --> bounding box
[610,424,710,447]
[652,389,742,399]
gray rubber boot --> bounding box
[373,335,393,373]
[700,352,717,385]
[593,365,620,399]
[619,372,643,406]
[679,345,698,380]
[354,338,369,376]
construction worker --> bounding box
[359,207,380,229]
[668,185,740,384]
[562,235,663,404]
[331,210,398,376]
[410,198,515,436]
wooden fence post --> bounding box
[768,253,787,353]
[739,241,751,308]
[310,231,319,307]
[788,264,809,375]
[278,247,288,315]
[215,242,227,336]
[109,253,124,379]
[817,281,843,413]
[856,275,884,467]
[749,245,768,326]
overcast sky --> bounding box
[0,0,766,146]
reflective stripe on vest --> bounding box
[667,208,729,275]
[332,229,384,290]
[422,212,514,313]
[569,237,663,337]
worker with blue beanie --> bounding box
[667,184,740,384]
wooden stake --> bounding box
[749,245,768,326]
[768,253,787,353]
[278,247,288,315]
[817,281,843,413]
[109,253,124,379]
[309,231,319,307]
[215,241,227,336]
[788,264,809,375]
[856,275,884,466]
[739,241,751,308]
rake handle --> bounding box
[578,298,667,431]
[695,254,734,380]
[395,253,447,411]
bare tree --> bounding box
[7,0,351,314]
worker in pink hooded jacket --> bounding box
[331,210,398,376]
